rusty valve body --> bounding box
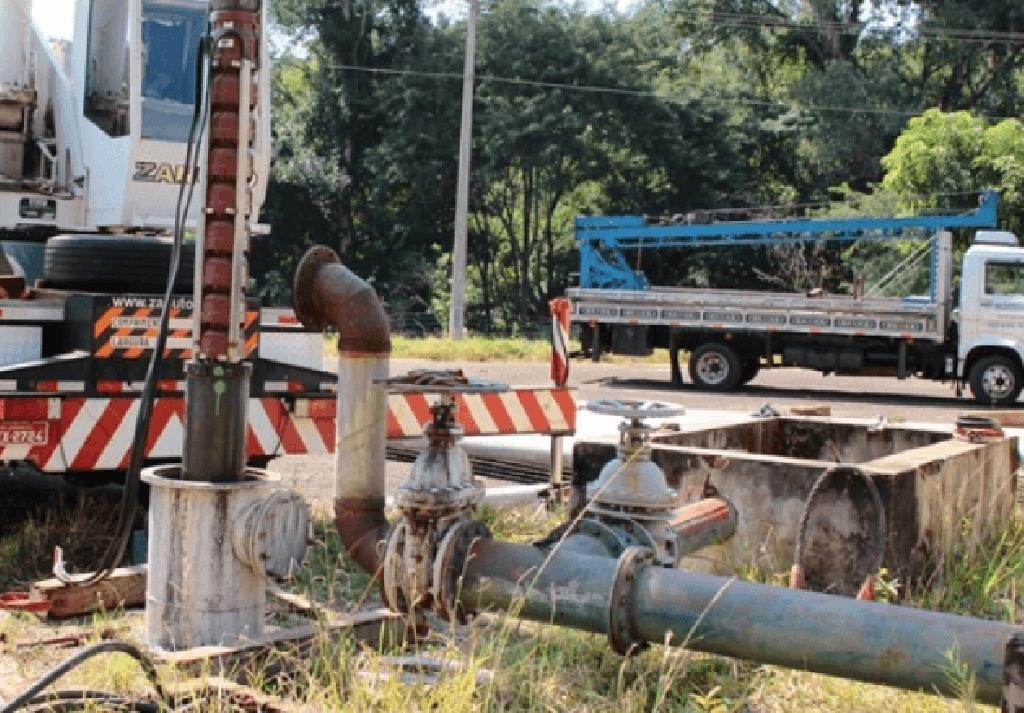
[382,397,486,617]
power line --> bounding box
[671,9,1024,45]
[320,62,1021,122]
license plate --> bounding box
[0,421,49,446]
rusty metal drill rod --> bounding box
[461,538,1018,704]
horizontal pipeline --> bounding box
[462,539,1019,704]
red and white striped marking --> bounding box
[549,298,571,387]
[0,386,576,473]
[386,387,576,438]
[0,396,336,472]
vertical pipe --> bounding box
[334,354,389,574]
[198,0,261,359]
[459,539,1020,704]
[293,246,391,575]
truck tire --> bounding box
[43,234,194,293]
[689,342,742,391]
[969,354,1023,406]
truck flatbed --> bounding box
[567,286,944,342]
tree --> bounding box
[881,109,1024,234]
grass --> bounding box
[0,490,123,591]
[326,333,671,364]
[1,496,1020,710]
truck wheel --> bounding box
[969,355,1023,406]
[689,343,742,391]
[43,234,194,293]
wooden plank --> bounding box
[30,565,147,618]
[153,608,406,677]
[966,410,1024,428]
[790,405,832,417]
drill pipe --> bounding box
[293,246,391,576]
[460,538,1019,704]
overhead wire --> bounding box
[315,62,1022,123]
[667,9,1024,45]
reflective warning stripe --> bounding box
[549,298,571,387]
[0,396,336,472]
[386,387,576,438]
[243,310,259,357]
[0,387,576,472]
[92,306,259,359]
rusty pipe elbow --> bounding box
[334,497,390,578]
[294,246,391,577]
[293,245,391,356]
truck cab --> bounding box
[0,0,270,235]
[957,232,1024,404]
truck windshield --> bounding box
[141,0,208,142]
[985,262,1024,297]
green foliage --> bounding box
[261,0,1024,326]
[881,109,1024,233]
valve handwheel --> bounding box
[585,398,685,421]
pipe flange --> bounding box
[433,519,491,623]
[382,521,410,613]
[608,546,655,656]
[292,245,339,330]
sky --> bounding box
[31,0,75,40]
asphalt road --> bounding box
[390,356,987,426]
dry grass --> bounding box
[0,498,1017,710]
[325,334,671,364]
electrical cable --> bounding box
[53,25,214,586]
[667,9,1024,45]
[316,61,1022,122]
[0,641,164,713]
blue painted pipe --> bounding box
[462,539,1019,704]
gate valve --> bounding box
[376,376,504,618]
[585,399,683,512]
[571,399,691,566]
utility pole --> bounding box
[449,0,477,339]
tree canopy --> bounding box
[258,0,1024,329]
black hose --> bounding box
[54,24,214,586]
[0,641,164,713]
[17,689,160,712]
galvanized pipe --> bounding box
[293,246,391,576]
[460,539,1019,704]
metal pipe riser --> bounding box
[182,360,251,481]
[460,539,1020,704]
[293,246,391,357]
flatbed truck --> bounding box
[565,192,1024,405]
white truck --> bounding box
[566,192,1024,405]
[0,0,336,481]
